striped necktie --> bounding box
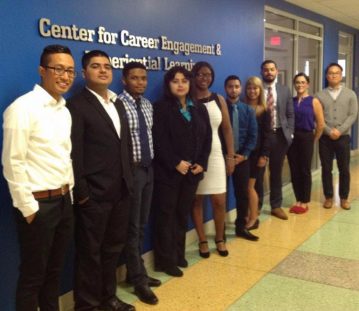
[267,86,275,129]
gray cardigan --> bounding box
[315,87,358,136]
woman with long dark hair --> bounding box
[152,66,211,277]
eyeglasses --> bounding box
[44,66,77,78]
[327,72,341,76]
[196,73,212,79]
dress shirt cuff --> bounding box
[16,199,39,217]
[242,150,252,158]
[324,126,332,136]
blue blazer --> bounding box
[227,100,257,157]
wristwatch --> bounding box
[243,155,248,160]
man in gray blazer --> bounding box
[316,63,358,210]
[261,60,294,220]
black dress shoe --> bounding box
[154,264,183,277]
[102,297,135,311]
[247,219,260,231]
[236,228,259,241]
[134,284,158,305]
[147,276,161,287]
[177,258,188,268]
[165,266,183,277]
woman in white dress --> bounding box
[191,62,235,257]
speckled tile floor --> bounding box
[115,156,359,311]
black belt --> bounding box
[133,161,152,168]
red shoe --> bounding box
[290,205,308,214]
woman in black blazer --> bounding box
[152,66,211,277]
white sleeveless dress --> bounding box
[196,96,226,194]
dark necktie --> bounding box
[136,99,151,167]
[232,104,240,152]
[267,86,275,129]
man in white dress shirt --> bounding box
[2,45,76,311]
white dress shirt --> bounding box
[2,84,74,217]
[328,84,343,101]
[87,88,121,138]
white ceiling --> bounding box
[285,0,359,29]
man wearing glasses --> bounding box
[316,63,358,210]
[2,44,76,311]
[67,50,134,311]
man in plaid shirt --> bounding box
[118,62,160,305]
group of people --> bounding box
[2,44,358,311]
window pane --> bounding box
[339,34,350,47]
[265,29,294,89]
[338,32,353,88]
[299,22,321,36]
[265,11,294,29]
[297,36,321,95]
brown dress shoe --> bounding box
[340,199,351,210]
[271,207,288,220]
[323,198,333,209]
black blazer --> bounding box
[152,98,212,186]
[66,88,133,203]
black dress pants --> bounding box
[153,175,199,269]
[319,135,351,200]
[287,130,314,203]
[125,166,153,286]
[232,159,250,229]
[268,129,290,209]
[74,189,130,311]
[15,193,73,311]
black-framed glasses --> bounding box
[44,66,77,78]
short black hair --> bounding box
[122,61,147,77]
[191,61,215,88]
[260,59,278,70]
[325,62,343,75]
[293,72,310,84]
[40,44,72,67]
[163,66,193,100]
[82,50,110,69]
[224,75,241,87]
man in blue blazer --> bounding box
[67,50,134,311]
[261,60,294,220]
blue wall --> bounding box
[0,1,358,310]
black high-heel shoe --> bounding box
[215,240,229,257]
[198,241,210,258]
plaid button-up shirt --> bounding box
[118,90,154,162]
